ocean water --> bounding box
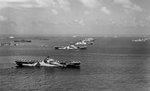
[0,36,150,91]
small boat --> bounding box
[77,46,87,49]
[15,57,80,68]
[62,61,80,68]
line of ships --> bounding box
[15,38,95,68]
[54,38,95,50]
[3,36,149,68]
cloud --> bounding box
[79,0,98,8]
[0,0,38,9]
[123,3,142,11]
[0,0,71,13]
[113,0,142,11]
[114,0,131,5]
[32,0,71,11]
[35,0,48,7]
[74,19,85,26]
[0,16,7,21]
[57,0,70,11]
[51,9,58,15]
[84,11,90,15]
[101,7,111,15]
[0,0,28,2]
[17,4,34,8]
[148,16,150,21]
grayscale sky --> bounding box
[0,0,149,36]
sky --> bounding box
[0,0,150,36]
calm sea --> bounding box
[0,36,150,91]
